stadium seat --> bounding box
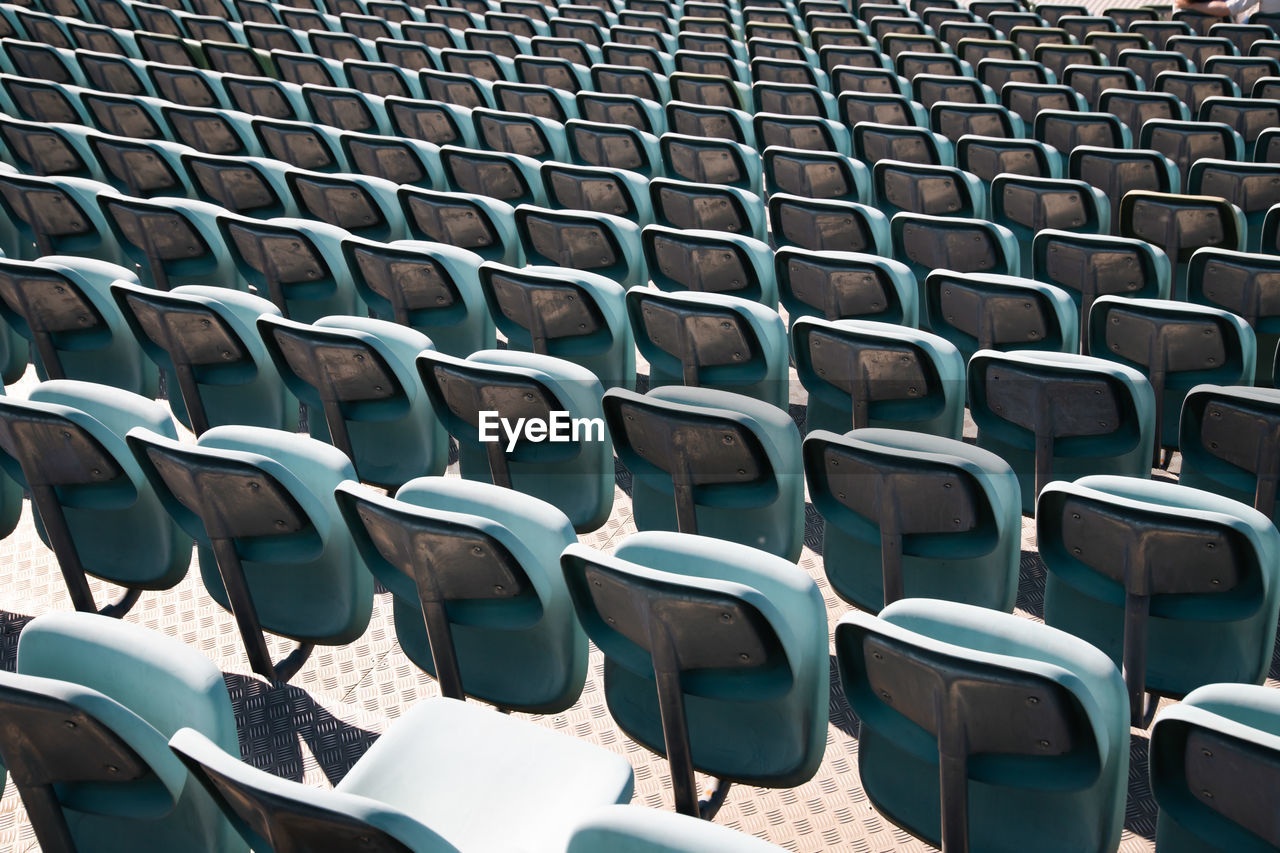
[805,428,1021,610]
[1188,159,1280,253]
[1067,147,1179,235]
[871,159,985,219]
[955,135,1062,182]
[1179,384,1280,521]
[565,806,787,852]
[767,193,891,254]
[398,185,522,267]
[1119,190,1246,300]
[517,204,645,288]
[925,270,1079,361]
[989,174,1109,273]
[775,246,916,326]
[0,173,123,264]
[890,212,1020,327]
[642,224,776,308]
[1187,247,1280,385]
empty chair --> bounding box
[763,145,870,205]
[561,531,827,817]
[283,167,406,243]
[648,176,766,240]
[1140,119,1244,187]
[1152,71,1236,116]
[128,425,373,682]
[930,101,1024,142]
[0,173,122,265]
[565,806,787,853]
[259,315,446,489]
[603,386,802,558]
[955,135,1062,182]
[627,288,787,409]
[1063,65,1143,110]
[836,599,1129,853]
[480,262,634,389]
[417,349,613,532]
[567,119,663,176]
[1149,684,1280,853]
[1200,96,1280,161]
[0,256,153,396]
[852,121,952,167]
[890,212,1020,327]
[541,161,653,223]
[968,349,1156,513]
[86,134,195,201]
[516,204,645,288]
[642,225,776,309]
[336,477,588,712]
[805,428,1021,610]
[219,214,363,323]
[1188,159,1280,253]
[0,380,193,617]
[1087,297,1255,462]
[1032,229,1173,346]
[1038,476,1280,727]
[398,186,522,267]
[1097,89,1190,141]
[775,246,916,326]
[1120,191,1247,300]
[1067,147,1179,235]
[0,611,242,853]
[871,159,985,219]
[1033,109,1131,155]
[1187,247,1280,385]
[926,270,1079,361]
[181,152,298,219]
[99,194,235,293]
[1181,383,1280,522]
[112,283,299,435]
[990,174,1110,273]
[341,235,494,358]
[171,696,634,852]
[0,117,103,181]
[1121,48,1196,89]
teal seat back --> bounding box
[890,212,1019,328]
[99,194,237,293]
[602,386,803,560]
[1188,247,1280,384]
[925,270,1079,361]
[0,173,123,265]
[990,174,1109,273]
[767,193,891,254]
[1066,146,1179,236]
[517,204,645,288]
[642,224,775,308]
[1189,159,1280,253]
[836,599,1129,853]
[775,246,915,326]
[1178,384,1280,521]
[1120,190,1247,300]
[805,428,1021,611]
[397,186,522,267]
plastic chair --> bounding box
[565,806,787,853]
[0,611,242,853]
[805,428,1021,610]
[398,186,522,267]
[1187,247,1280,385]
[1067,147,1179,235]
[955,135,1062,182]
[98,194,236,293]
[1119,190,1247,300]
[128,425,373,682]
[0,380,193,618]
[336,477,588,712]
[926,270,1079,361]
[1033,109,1130,156]
[1139,119,1244,187]
[890,212,1020,327]
[561,531,827,818]
[648,177,766,240]
[0,173,123,265]
[968,349,1157,513]
[1188,159,1280,253]
[871,159,984,219]
[767,193,891,254]
[990,174,1110,272]
[836,598,1129,853]
[775,246,915,326]
[1039,476,1280,726]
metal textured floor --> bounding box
[0,359,1277,853]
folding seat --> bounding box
[990,173,1109,274]
[775,245,915,327]
[398,185,522,266]
[511,204,642,289]
[417,348,614,532]
[829,66,911,99]
[85,134,194,201]
[956,135,1062,181]
[1121,49,1197,90]
[417,67,495,112]
[591,62,670,105]
[1178,384,1280,521]
[539,161,650,226]
[1000,82,1086,125]
[961,43,1029,79]
[642,224,775,308]
[575,92,665,138]
[852,121,953,167]
[938,21,999,51]
[768,193,891,254]
[373,38,436,72]
[112,282,298,434]
[0,173,122,264]
[1084,31,1150,65]
[968,349,1155,512]
[659,132,760,194]
[896,51,974,84]
[1032,228,1172,347]
[0,611,242,852]
[221,74,307,122]
[891,212,1020,321]
[925,270,1079,361]
[65,22,135,57]
[565,806,788,852]
[1120,190,1247,300]
[202,43,273,78]
[180,14,239,45]
[750,56,826,89]
[912,74,995,111]
[0,116,102,181]
[1067,147,1178,237]
[146,63,228,111]
[1097,89,1190,141]
[871,159,984,219]
[1200,97,1280,162]
[83,0,140,28]
[1108,6,1158,29]
[1203,56,1279,98]
[1154,71,1239,117]
[762,146,869,208]
[332,131,439,191]
[257,315,446,488]
[1086,297,1255,459]
[0,381,193,617]
[340,12,395,43]
[99,194,235,293]
[78,90,174,143]
[385,96,475,149]
[1039,476,1280,727]
[929,100,1024,143]
[805,428,1020,610]
[0,73,92,126]
[440,144,547,207]
[675,47,749,83]
[1187,247,1280,384]
[626,288,786,407]
[299,84,392,137]
[401,21,462,52]
[819,44,890,78]
[76,50,152,98]
[838,91,929,130]
[561,119,660,179]
[0,256,155,396]
[835,599,1129,852]
[1033,43,1105,81]
[310,30,374,66]
[274,50,348,89]
[869,15,930,43]
[1168,35,1237,72]
[250,116,347,172]
[791,317,965,437]
[470,107,570,165]
[218,214,362,322]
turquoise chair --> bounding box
[336,476,588,712]
[417,349,614,533]
[341,235,494,357]
[1189,158,1280,253]
[775,246,916,326]
[258,314,447,489]
[337,129,444,190]
[1032,229,1173,347]
[648,176,767,241]
[180,151,300,219]
[925,270,1079,361]
[98,194,237,292]
[836,599,1129,853]
[170,697,635,852]
[1188,248,1280,386]
[541,161,654,224]
[398,185,523,267]
[0,255,153,395]
[566,118,663,177]
[805,428,1022,611]
[602,386,804,560]
[440,144,546,206]
[565,806,787,852]
[111,282,300,435]
[852,121,954,168]
[561,532,828,819]
[127,425,373,682]
[281,166,407,243]
[217,213,363,323]
[642,224,776,308]
[516,204,646,288]
[763,144,869,205]
[0,173,124,265]
[628,286,786,405]
[871,159,985,219]
[968,350,1157,513]
[793,318,966,438]
[989,174,1110,274]
[1086,297,1255,460]
[956,134,1063,182]
[481,262,634,389]
[890,212,1019,328]
[84,133,196,201]
[0,380,192,617]
[1178,384,1280,520]
[767,193,891,254]
[1150,683,1280,853]
[0,115,106,181]
[1039,476,1280,727]
[659,131,762,193]
[0,611,243,853]
[1119,190,1247,301]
